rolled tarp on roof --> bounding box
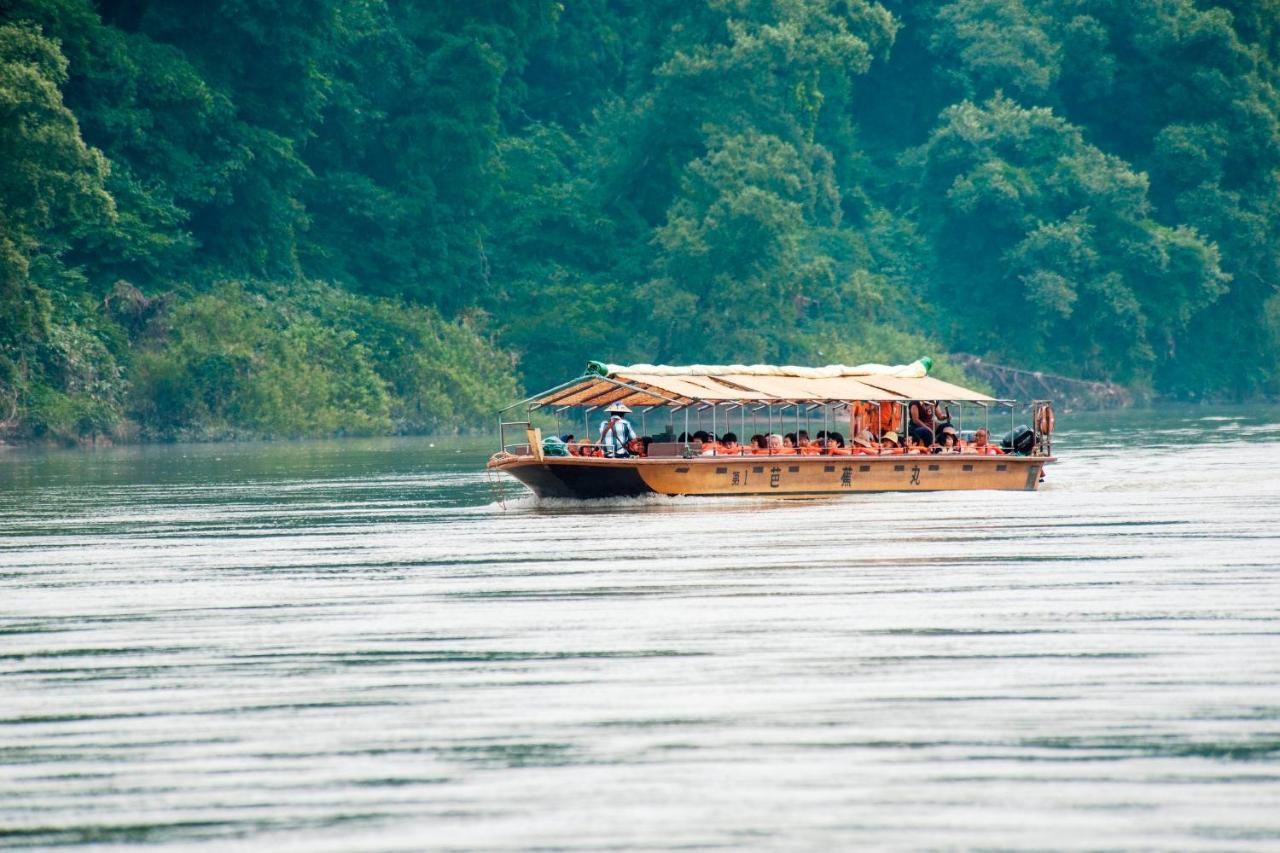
[601,358,932,380]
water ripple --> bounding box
[1,414,1279,849]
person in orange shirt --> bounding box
[850,402,873,438]
[877,402,902,436]
[719,432,743,456]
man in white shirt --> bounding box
[598,402,637,457]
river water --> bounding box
[2,408,1279,850]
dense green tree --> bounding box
[0,20,115,423]
[911,95,1228,384]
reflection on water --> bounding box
[2,407,1280,849]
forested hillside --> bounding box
[2,0,1278,442]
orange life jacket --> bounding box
[878,403,902,433]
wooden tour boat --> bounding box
[487,359,1055,500]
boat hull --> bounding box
[487,453,1051,499]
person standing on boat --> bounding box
[599,402,638,458]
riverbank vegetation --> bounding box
[2,1,1277,443]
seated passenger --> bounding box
[639,436,653,457]
[749,434,768,454]
[879,431,903,454]
[783,432,798,449]
[936,427,960,453]
[850,435,877,455]
[625,437,646,457]
[798,432,822,455]
[720,432,742,455]
[967,427,1004,455]
[766,433,785,454]
[809,430,832,455]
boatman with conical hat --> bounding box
[599,402,637,458]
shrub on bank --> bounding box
[2,279,520,444]
[128,280,519,440]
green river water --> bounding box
[2,407,1279,849]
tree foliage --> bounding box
[1,0,1277,442]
